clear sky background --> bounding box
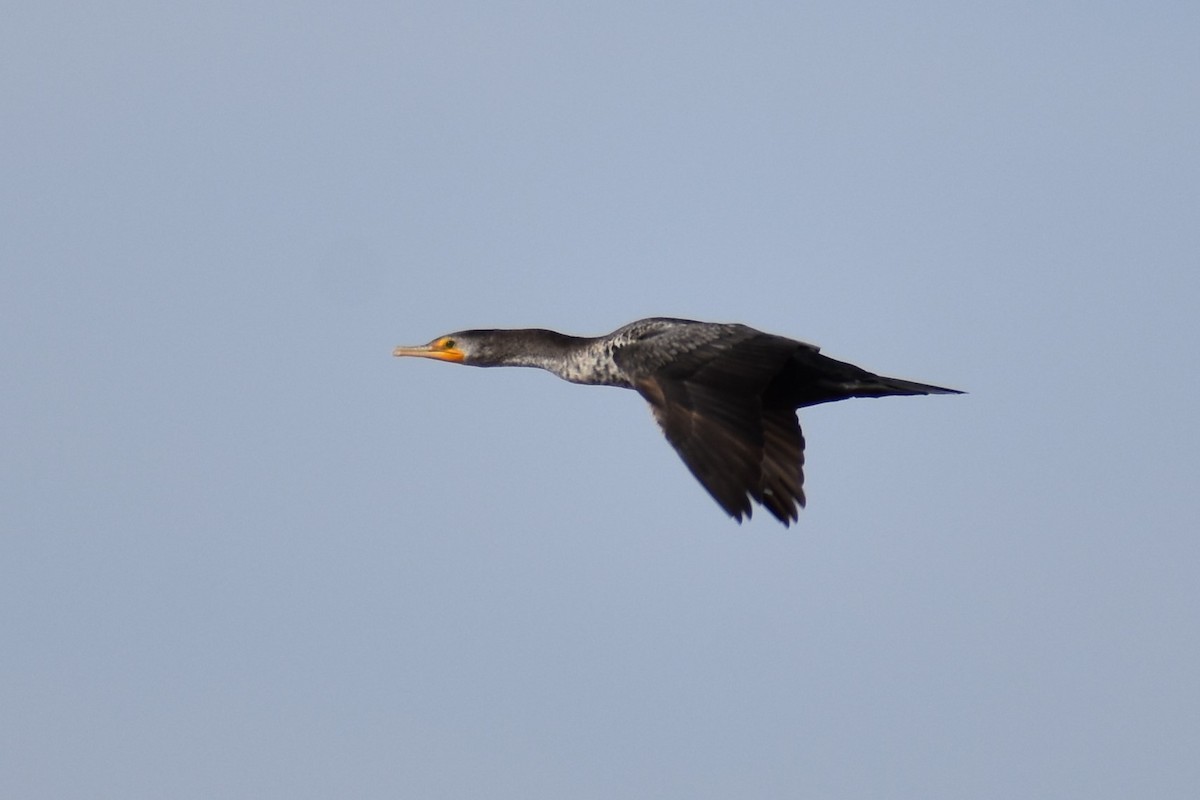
[3,3,1197,798]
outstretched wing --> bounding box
[620,330,807,524]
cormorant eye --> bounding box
[442,338,456,349]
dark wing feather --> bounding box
[623,330,808,525]
[636,376,765,521]
[756,405,806,522]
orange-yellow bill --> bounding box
[392,337,465,363]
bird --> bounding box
[393,318,961,525]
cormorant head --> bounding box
[392,329,512,367]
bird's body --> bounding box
[393,318,961,525]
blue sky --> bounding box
[3,3,1198,798]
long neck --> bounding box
[481,330,629,387]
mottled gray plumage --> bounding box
[393,318,962,525]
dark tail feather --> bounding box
[846,374,964,399]
[786,351,964,407]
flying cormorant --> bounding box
[393,318,961,525]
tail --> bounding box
[785,349,964,408]
[846,374,964,399]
